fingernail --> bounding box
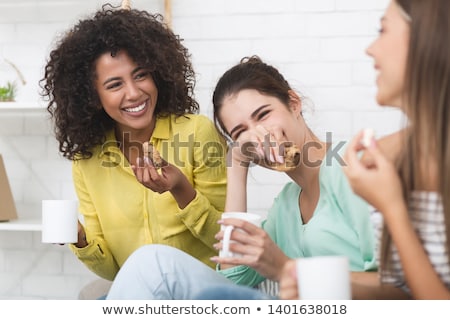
[258,148,265,158]
[269,153,275,163]
[277,155,284,164]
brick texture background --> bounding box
[0,0,400,299]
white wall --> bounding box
[0,0,399,299]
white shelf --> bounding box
[0,102,45,112]
[0,218,42,231]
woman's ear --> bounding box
[288,90,302,116]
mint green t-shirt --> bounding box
[218,143,377,287]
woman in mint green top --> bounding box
[106,56,376,300]
[218,142,376,289]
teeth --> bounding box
[124,102,146,113]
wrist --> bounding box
[228,159,250,176]
[170,177,196,209]
[230,155,251,168]
[380,200,409,226]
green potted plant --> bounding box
[0,81,17,102]
[0,59,26,103]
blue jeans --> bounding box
[194,284,274,300]
[106,244,234,299]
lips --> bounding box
[123,101,147,113]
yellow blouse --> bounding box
[70,114,227,280]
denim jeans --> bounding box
[194,283,275,300]
[106,244,234,299]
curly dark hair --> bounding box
[41,4,199,160]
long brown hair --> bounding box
[380,0,450,271]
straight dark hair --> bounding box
[212,56,294,141]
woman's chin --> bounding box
[376,97,402,109]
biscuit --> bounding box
[268,144,301,172]
[143,142,165,169]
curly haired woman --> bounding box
[41,4,227,281]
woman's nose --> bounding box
[125,81,140,99]
[366,39,376,58]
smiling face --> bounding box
[94,50,158,137]
[366,0,410,108]
[218,89,305,147]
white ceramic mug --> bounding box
[41,200,78,244]
[219,212,262,258]
[296,256,351,300]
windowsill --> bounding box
[0,218,42,231]
[0,102,45,111]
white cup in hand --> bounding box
[296,256,351,300]
[219,212,262,258]
[41,200,78,244]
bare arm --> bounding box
[224,158,249,212]
[351,272,409,299]
[382,203,450,299]
[168,172,197,209]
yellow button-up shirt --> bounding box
[70,114,227,280]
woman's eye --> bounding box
[232,129,245,141]
[135,71,150,80]
[377,25,385,34]
[232,131,242,141]
[106,82,121,90]
[257,110,270,120]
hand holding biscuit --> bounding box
[142,141,166,169]
[229,125,300,171]
[133,142,196,208]
[133,142,172,193]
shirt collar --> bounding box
[151,115,171,140]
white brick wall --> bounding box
[0,0,398,299]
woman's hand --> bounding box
[279,259,299,299]
[343,130,404,216]
[132,156,196,208]
[229,125,286,169]
[211,218,289,281]
[74,221,88,248]
[133,156,178,193]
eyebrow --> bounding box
[228,104,271,138]
[102,67,143,86]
